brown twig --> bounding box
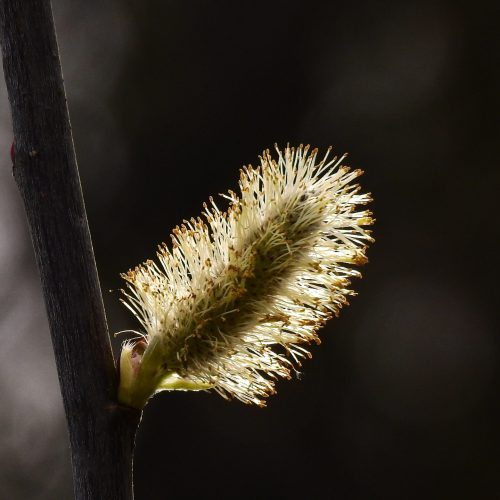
[0,1,140,498]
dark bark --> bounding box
[0,1,141,499]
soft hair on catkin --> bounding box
[118,145,374,409]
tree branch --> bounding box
[0,1,140,498]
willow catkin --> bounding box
[118,145,374,409]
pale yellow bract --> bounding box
[118,145,374,409]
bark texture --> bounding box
[0,1,141,498]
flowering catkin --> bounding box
[118,145,374,409]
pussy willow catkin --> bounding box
[118,145,374,409]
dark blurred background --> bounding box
[1,0,499,498]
